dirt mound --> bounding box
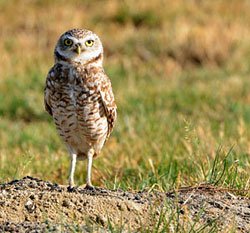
[0,177,249,232]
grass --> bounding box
[0,0,250,231]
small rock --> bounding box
[1,190,7,196]
[95,215,106,226]
[29,194,35,200]
[134,195,141,201]
[25,200,35,213]
[62,199,70,208]
[117,203,125,211]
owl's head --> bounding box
[54,29,103,65]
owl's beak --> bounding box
[74,44,81,55]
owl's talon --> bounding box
[67,186,77,192]
[85,184,95,190]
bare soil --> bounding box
[0,177,249,232]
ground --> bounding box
[0,177,249,232]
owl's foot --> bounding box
[85,183,95,190]
[67,185,77,192]
[84,184,104,192]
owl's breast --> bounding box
[51,78,108,151]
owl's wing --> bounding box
[44,67,55,116]
[99,74,117,139]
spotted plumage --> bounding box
[44,29,117,188]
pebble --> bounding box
[25,200,35,213]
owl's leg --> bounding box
[86,148,94,188]
[68,153,77,188]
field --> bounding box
[0,0,250,232]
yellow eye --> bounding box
[64,39,73,46]
[85,40,94,47]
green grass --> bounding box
[0,0,250,231]
[0,65,249,192]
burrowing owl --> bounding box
[44,29,117,188]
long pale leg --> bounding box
[86,149,94,188]
[68,153,77,188]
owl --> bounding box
[44,29,117,189]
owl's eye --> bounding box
[85,40,94,47]
[64,39,73,46]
